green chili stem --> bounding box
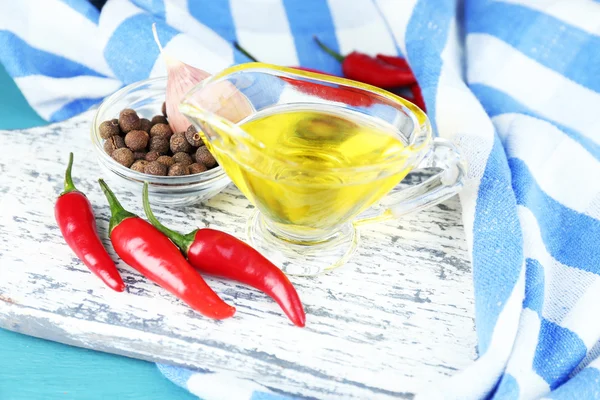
[98,179,136,233]
[142,182,193,253]
[62,152,77,195]
[234,41,259,62]
[313,36,345,63]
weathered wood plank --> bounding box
[0,111,476,399]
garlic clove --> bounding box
[152,24,210,134]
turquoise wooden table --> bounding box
[0,65,197,400]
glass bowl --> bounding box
[91,77,231,207]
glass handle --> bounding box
[354,138,467,226]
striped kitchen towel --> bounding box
[2,0,600,399]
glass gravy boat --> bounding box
[180,62,466,276]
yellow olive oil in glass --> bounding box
[208,104,412,239]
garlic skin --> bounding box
[164,54,210,133]
[152,24,210,134]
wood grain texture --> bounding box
[0,111,476,399]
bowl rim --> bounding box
[91,76,229,186]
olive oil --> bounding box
[210,105,411,237]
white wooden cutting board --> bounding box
[0,111,476,399]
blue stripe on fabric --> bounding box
[470,84,600,162]
[523,258,544,315]
[493,373,520,399]
[187,1,246,64]
[0,31,104,79]
[547,367,600,400]
[238,72,285,111]
[251,392,295,400]
[49,97,106,122]
[130,0,166,17]
[58,0,100,23]
[104,16,178,84]
[469,1,600,93]
[282,0,342,75]
[510,158,600,275]
[533,319,587,389]
[405,0,455,134]
[472,134,523,353]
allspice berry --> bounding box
[139,118,152,133]
[131,160,148,173]
[149,136,170,154]
[119,109,141,133]
[99,119,120,139]
[168,162,190,176]
[195,146,217,168]
[112,148,135,167]
[162,101,167,117]
[150,123,172,139]
[145,151,160,161]
[185,125,203,147]
[156,155,175,167]
[189,163,207,174]
[144,161,168,176]
[125,130,149,151]
[151,115,168,125]
[170,132,192,154]
[172,152,193,166]
[103,135,125,155]
[133,151,147,160]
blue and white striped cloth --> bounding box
[3,0,600,398]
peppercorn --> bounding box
[104,135,125,155]
[172,152,193,166]
[144,161,168,176]
[99,119,120,139]
[170,132,192,154]
[149,136,170,154]
[151,115,168,125]
[195,146,217,168]
[156,155,175,167]
[149,123,172,139]
[145,151,160,161]
[185,125,204,147]
[112,148,135,168]
[162,101,167,117]
[119,109,141,133]
[124,130,149,151]
[133,151,147,160]
[189,163,207,174]
[168,162,190,176]
[131,160,148,173]
[139,118,153,133]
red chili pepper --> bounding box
[234,41,372,107]
[410,82,427,112]
[141,183,306,327]
[54,153,125,292]
[314,37,416,88]
[98,179,235,319]
[283,77,375,107]
[375,54,410,70]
